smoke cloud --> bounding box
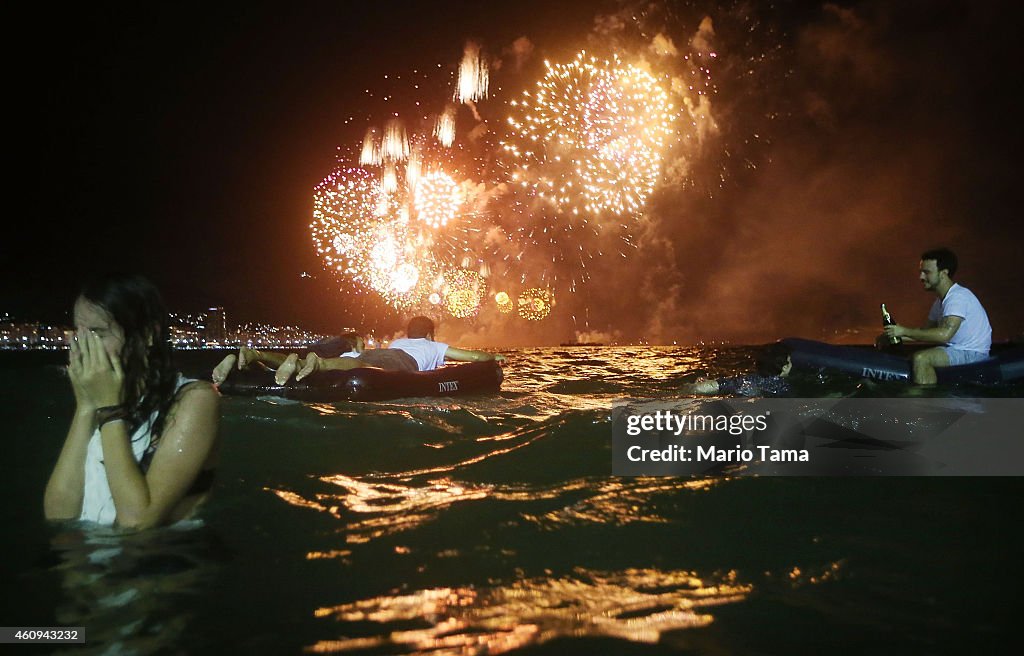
[468,0,1021,345]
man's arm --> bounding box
[886,315,963,344]
[685,378,720,395]
[444,346,506,363]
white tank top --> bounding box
[79,375,193,525]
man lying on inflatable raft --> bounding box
[213,316,506,402]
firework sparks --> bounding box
[502,51,675,218]
[364,221,440,309]
[406,152,422,191]
[382,162,398,193]
[312,167,429,309]
[494,291,513,314]
[311,167,385,279]
[390,262,420,294]
[382,119,410,162]
[455,42,489,104]
[359,127,382,166]
[316,37,695,311]
[414,170,463,229]
[443,268,487,318]
[518,287,554,321]
[434,105,456,147]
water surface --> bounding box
[2,346,1020,653]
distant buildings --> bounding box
[0,318,66,350]
[168,309,329,349]
[206,306,227,344]
[1,307,329,350]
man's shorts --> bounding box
[356,348,418,372]
[941,347,990,366]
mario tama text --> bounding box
[628,442,809,464]
[612,398,1024,476]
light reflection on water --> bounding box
[47,521,218,655]
[521,478,719,528]
[236,347,842,652]
[307,567,751,654]
[270,474,721,544]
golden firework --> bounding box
[414,170,462,229]
[382,119,410,162]
[311,167,386,281]
[518,287,553,320]
[502,51,675,218]
[455,42,488,104]
[359,127,381,166]
[442,268,487,318]
[434,105,456,147]
[494,291,513,314]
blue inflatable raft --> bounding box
[783,338,1024,385]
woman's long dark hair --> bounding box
[79,274,179,440]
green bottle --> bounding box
[881,303,901,345]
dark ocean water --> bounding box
[2,347,1022,654]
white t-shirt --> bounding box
[388,338,449,371]
[927,283,991,353]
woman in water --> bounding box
[44,274,220,529]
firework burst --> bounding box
[442,268,487,318]
[518,287,554,321]
[382,119,410,162]
[311,167,386,280]
[455,42,489,104]
[359,127,382,166]
[312,167,432,310]
[413,170,463,229]
[494,291,514,314]
[434,105,456,147]
[502,51,676,219]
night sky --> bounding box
[5,1,1022,345]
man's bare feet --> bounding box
[212,354,237,385]
[275,353,300,385]
[295,353,322,382]
[238,346,259,369]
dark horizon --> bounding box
[6,1,1023,345]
